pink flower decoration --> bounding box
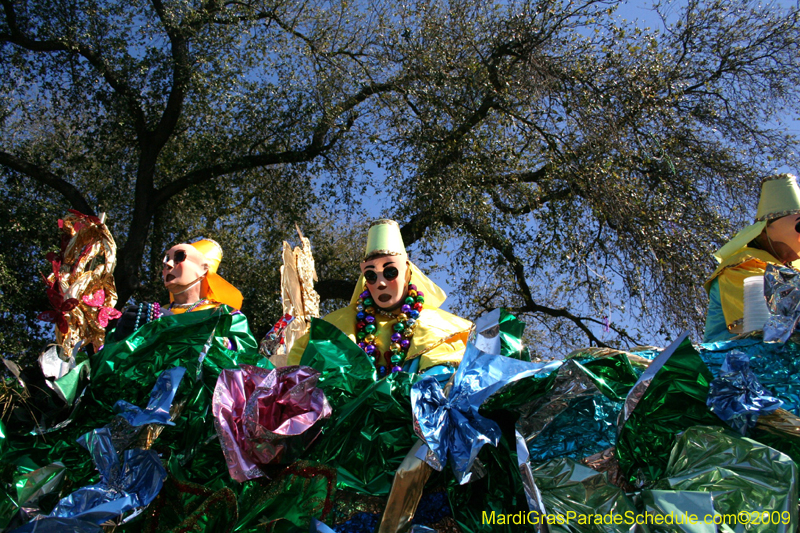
[213,365,331,482]
[97,307,122,328]
[82,289,106,307]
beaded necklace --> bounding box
[133,302,162,331]
[170,298,210,313]
[355,281,425,375]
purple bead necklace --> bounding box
[355,281,425,376]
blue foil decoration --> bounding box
[309,518,337,533]
[707,351,782,434]
[411,340,560,483]
[47,428,166,524]
[763,264,800,344]
[698,337,800,416]
[113,366,186,426]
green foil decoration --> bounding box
[655,425,798,533]
[574,353,641,402]
[616,333,723,483]
[91,306,262,486]
[310,372,418,495]
[446,427,529,533]
[530,458,642,533]
[0,306,262,515]
[300,318,377,413]
[497,309,526,360]
[639,490,715,533]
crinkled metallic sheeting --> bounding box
[763,263,800,343]
[751,408,800,467]
[310,372,418,495]
[497,309,528,360]
[528,392,620,465]
[235,462,336,531]
[697,337,800,415]
[573,353,642,402]
[521,354,641,463]
[47,427,166,524]
[50,359,90,408]
[639,490,715,533]
[0,419,6,456]
[514,361,596,444]
[706,351,782,434]
[658,425,798,533]
[472,309,528,360]
[531,458,643,533]
[445,430,531,533]
[580,448,634,493]
[515,430,548,522]
[114,367,187,427]
[2,357,86,436]
[13,462,66,520]
[617,333,722,484]
[212,365,331,482]
[498,350,639,464]
[377,440,433,533]
[38,346,73,381]
[2,306,260,516]
[311,517,337,532]
[412,341,560,482]
[90,306,260,486]
[138,475,237,533]
[299,318,377,412]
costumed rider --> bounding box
[287,219,473,375]
[704,173,800,342]
[92,237,259,486]
[112,238,244,341]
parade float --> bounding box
[2,212,800,533]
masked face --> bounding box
[764,214,800,263]
[360,255,410,310]
[162,244,208,294]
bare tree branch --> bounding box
[0,151,95,215]
[152,78,404,206]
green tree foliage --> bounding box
[1,0,799,359]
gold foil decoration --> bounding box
[43,211,118,356]
[267,225,320,367]
[377,439,433,533]
[581,446,636,492]
[756,408,800,439]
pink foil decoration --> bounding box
[212,365,332,482]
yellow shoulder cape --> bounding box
[287,262,472,370]
[704,246,780,333]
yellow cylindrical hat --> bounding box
[364,219,407,261]
[190,238,243,310]
[755,174,800,221]
[714,174,800,262]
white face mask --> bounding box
[162,244,208,294]
[360,255,409,310]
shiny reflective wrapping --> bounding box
[411,338,559,482]
[617,333,723,483]
[9,304,800,532]
[706,351,782,434]
[113,366,186,427]
[49,428,166,524]
[213,364,331,482]
[657,425,798,533]
[763,263,800,343]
